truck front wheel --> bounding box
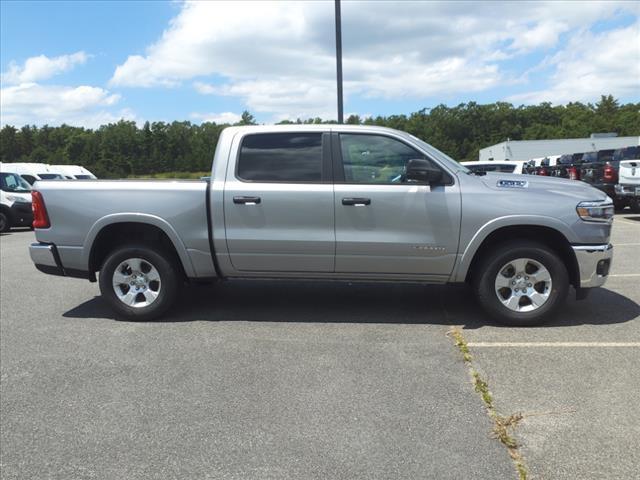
[98,245,179,321]
[473,241,569,326]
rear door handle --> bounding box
[342,197,371,206]
[233,196,261,205]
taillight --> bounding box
[603,164,617,183]
[567,166,579,180]
[538,167,548,176]
[31,191,50,229]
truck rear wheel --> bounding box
[98,245,179,321]
[473,241,569,326]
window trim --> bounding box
[331,132,454,186]
[234,131,332,184]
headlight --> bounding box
[5,195,30,203]
[576,200,614,222]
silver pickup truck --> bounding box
[29,125,614,325]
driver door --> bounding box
[333,132,461,277]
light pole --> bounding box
[335,0,344,123]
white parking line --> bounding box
[614,219,640,227]
[467,342,640,347]
[608,273,640,277]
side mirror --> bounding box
[406,159,443,184]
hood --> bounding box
[479,172,609,202]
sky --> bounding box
[1,0,639,128]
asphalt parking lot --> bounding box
[1,214,638,479]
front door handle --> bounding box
[342,197,371,206]
[233,196,261,205]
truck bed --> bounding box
[33,180,215,278]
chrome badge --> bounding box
[497,179,528,188]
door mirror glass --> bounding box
[406,159,443,184]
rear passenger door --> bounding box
[224,131,335,272]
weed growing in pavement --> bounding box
[447,327,528,480]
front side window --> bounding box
[237,133,323,182]
[339,134,434,184]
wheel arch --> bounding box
[84,214,195,278]
[459,220,580,289]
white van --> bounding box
[461,160,534,174]
[0,164,33,232]
[1,163,65,185]
[50,165,97,180]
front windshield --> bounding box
[0,172,32,192]
[38,173,64,180]
[407,134,471,173]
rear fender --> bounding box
[82,213,196,277]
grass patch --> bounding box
[448,327,528,480]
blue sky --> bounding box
[1,0,638,127]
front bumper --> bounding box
[29,242,94,281]
[572,244,613,288]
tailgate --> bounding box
[579,162,604,185]
[619,160,640,185]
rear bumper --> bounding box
[614,184,640,198]
[572,244,613,288]
[29,242,95,281]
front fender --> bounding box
[452,215,576,283]
[82,213,197,277]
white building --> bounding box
[479,134,640,162]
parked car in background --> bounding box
[29,125,614,326]
[549,153,584,180]
[461,160,534,175]
[1,163,65,185]
[579,149,620,203]
[0,167,32,233]
[50,165,97,180]
[614,147,640,212]
[529,155,559,176]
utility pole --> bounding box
[334,0,344,123]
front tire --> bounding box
[99,244,180,321]
[473,241,569,326]
[0,211,9,233]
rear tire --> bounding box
[99,244,180,321]
[473,240,569,326]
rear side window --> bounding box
[237,133,323,182]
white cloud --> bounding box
[507,22,640,104]
[1,51,89,85]
[190,111,241,124]
[0,82,132,128]
[110,0,638,118]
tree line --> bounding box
[0,96,637,179]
